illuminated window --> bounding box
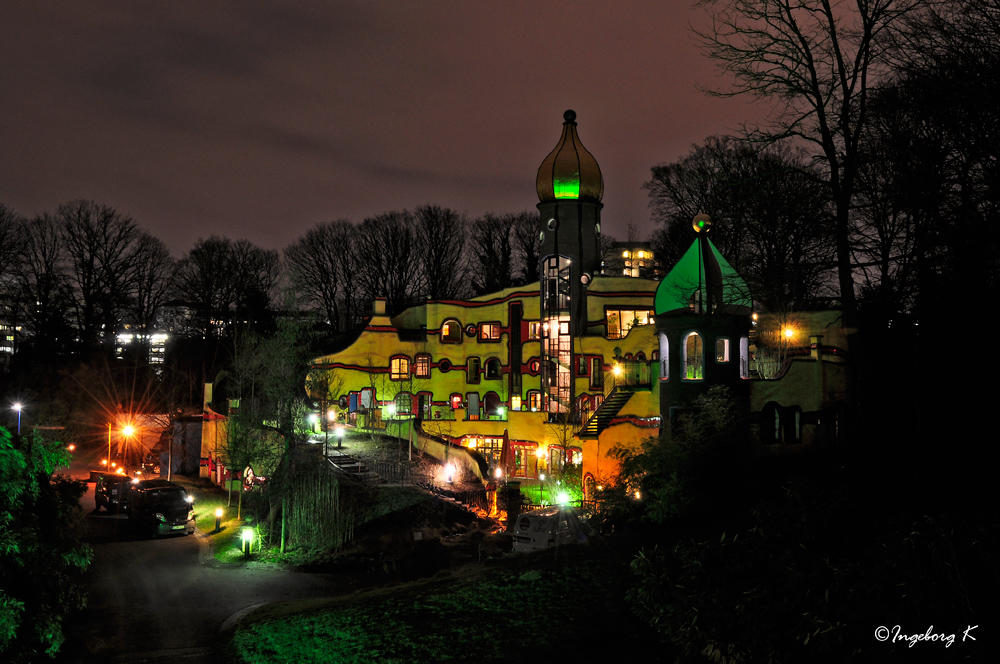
[716,338,730,363]
[441,320,462,343]
[414,354,431,378]
[549,445,565,472]
[450,393,463,409]
[390,356,410,380]
[528,322,541,340]
[528,391,542,412]
[659,333,669,381]
[606,309,654,339]
[682,332,703,381]
[479,322,502,342]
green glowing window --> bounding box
[683,332,704,381]
[553,176,580,199]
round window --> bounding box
[439,359,451,373]
[547,218,557,231]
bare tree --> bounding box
[284,220,352,332]
[0,204,23,287]
[175,236,278,337]
[128,233,175,335]
[354,211,423,317]
[511,210,541,285]
[469,213,516,295]
[414,205,468,300]
[12,214,73,356]
[58,200,144,350]
[694,0,925,328]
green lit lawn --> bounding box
[178,479,255,562]
[226,547,643,663]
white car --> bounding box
[511,506,590,553]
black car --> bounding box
[94,472,134,513]
[127,479,196,536]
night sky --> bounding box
[2,2,765,256]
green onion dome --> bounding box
[536,110,604,203]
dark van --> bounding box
[95,473,134,513]
[127,479,196,536]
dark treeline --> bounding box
[0,202,558,421]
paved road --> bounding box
[57,466,351,663]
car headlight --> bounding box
[188,510,194,520]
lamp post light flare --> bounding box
[12,403,22,435]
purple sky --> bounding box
[2,1,766,257]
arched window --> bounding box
[716,337,730,363]
[658,333,669,381]
[682,332,703,381]
[441,320,462,343]
[484,392,501,417]
[484,358,502,380]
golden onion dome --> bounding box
[536,109,603,203]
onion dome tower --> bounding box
[536,110,603,417]
[654,214,753,428]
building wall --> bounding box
[309,278,663,490]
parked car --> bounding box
[511,506,591,553]
[127,479,195,536]
[140,453,161,476]
[94,472,134,513]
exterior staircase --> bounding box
[579,387,634,439]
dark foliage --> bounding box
[0,429,91,661]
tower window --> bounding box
[716,338,730,363]
[682,332,703,381]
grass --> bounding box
[225,543,652,663]
[171,477,259,563]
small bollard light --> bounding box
[214,507,223,533]
[241,527,253,557]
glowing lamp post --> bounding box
[214,507,223,533]
[336,426,344,450]
[12,403,22,435]
[241,527,254,557]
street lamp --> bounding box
[12,403,22,435]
